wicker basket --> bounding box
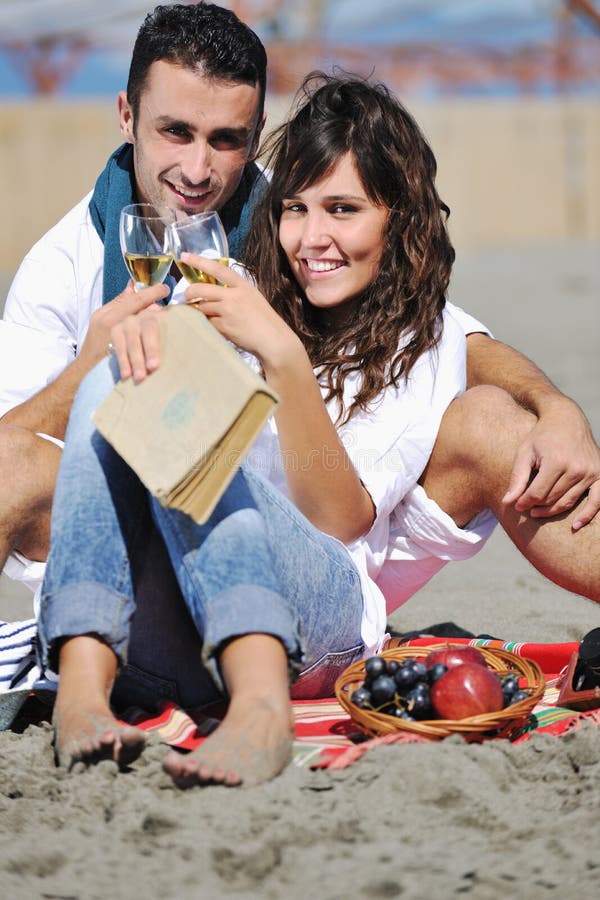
[334,644,546,742]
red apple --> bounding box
[425,646,487,671]
[430,663,504,719]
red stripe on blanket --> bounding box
[398,637,580,676]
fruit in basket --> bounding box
[405,683,433,718]
[427,662,449,684]
[350,686,372,709]
[501,673,520,706]
[507,688,529,706]
[394,658,427,690]
[370,675,397,705]
[425,646,487,671]
[341,648,540,734]
[348,651,519,722]
[364,656,387,682]
[430,662,504,718]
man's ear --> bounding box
[118,92,135,144]
[247,112,266,163]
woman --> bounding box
[39,73,466,787]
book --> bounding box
[93,304,279,523]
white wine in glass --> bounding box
[167,211,229,285]
[119,203,174,290]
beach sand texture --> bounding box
[1,240,599,897]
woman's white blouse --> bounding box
[245,309,467,652]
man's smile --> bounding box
[165,180,213,204]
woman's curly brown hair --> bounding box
[244,72,455,423]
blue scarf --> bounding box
[88,143,267,305]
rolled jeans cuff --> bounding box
[38,582,135,671]
[201,585,305,692]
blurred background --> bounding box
[0,1,599,630]
[0,0,598,270]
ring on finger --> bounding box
[107,341,115,355]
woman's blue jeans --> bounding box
[38,356,366,708]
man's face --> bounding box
[119,60,264,215]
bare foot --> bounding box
[162,696,294,788]
[53,701,147,771]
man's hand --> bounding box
[502,396,600,530]
[466,333,600,530]
[109,301,167,383]
[77,281,169,373]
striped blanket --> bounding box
[0,619,40,692]
[2,630,600,767]
[124,638,600,769]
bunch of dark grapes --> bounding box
[500,673,529,707]
[350,655,443,721]
[350,654,528,721]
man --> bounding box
[1,1,599,616]
[0,2,267,605]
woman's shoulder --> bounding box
[439,306,468,352]
[444,301,492,339]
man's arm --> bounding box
[1,282,169,440]
[1,360,84,440]
[466,332,600,529]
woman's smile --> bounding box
[302,258,347,275]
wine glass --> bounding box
[119,203,174,290]
[166,211,229,285]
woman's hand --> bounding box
[182,254,299,366]
[184,256,373,540]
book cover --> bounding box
[93,304,278,523]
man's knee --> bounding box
[0,425,62,531]
[0,423,61,472]
[439,386,535,469]
[421,387,537,526]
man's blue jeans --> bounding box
[39,357,366,708]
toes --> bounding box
[55,722,146,771]
[98,728,117,751]
[203,764,242,786]
[163,757,200,790]
[223,769,242,787]
[162,749,242,788]
[162,749,195,787]
[162,748,188,776]
[115,726,147,768]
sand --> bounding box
[1,241,599,899]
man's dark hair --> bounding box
[127,3,267,123]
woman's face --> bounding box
[278,152,388,322]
